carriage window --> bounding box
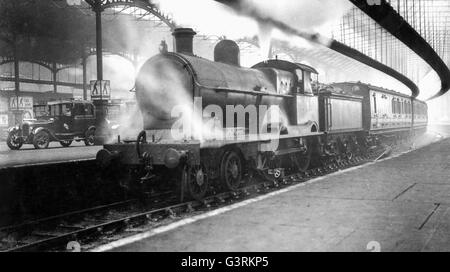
[393,99,395,114]
[391,98,395,114]
[373,93,377,114]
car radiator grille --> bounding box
[22,124,30,136]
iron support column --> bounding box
[52,62,57,93]
[94,3,103,81]
[13,44,19,110]
[82,53,87,100]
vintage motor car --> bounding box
[6,100,96,150]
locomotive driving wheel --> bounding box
[183,164,209,201]
[291,139,313,173]
[220,151,243,191]
[344,138,359,160]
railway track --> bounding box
[0,147,387,252]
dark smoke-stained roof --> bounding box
[0,0,166,66]
[0,0,96,64]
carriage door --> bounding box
[370,91,379,129]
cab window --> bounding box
[303,71,313,94]
[311,73,319,93]
[295,69,304,93]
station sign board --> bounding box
[9,96,33,110]
[90,80,111,100]
[9,96,34,120]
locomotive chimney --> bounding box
[172,28,196,55]
[214,39,240,66]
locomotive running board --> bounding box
[200,132,323,149]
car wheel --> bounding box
[33,131,50,149]
[7,130,23,150]
[84,129,95,146]
[60,140,72,147]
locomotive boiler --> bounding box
[97,28,428,201]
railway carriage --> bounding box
[97,28,428,201]
[331,82,428,141]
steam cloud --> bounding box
[155,0,351,59]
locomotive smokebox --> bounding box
[214,39,240,66]
[172,28,196,55]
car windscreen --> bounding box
[49,104,61,116]
[34,106,49,117]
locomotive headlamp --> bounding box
[164,148,187,169]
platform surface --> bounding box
[0,141,101,169]
[105,124,450,252]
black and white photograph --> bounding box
[0,0,449,257]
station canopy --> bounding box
[1,0,450,101]
[0,0,162,65]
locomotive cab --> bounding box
[295,68,317,95]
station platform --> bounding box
[99,125,450,252]
[0,141,101,169]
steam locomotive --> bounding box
[96,28,428,201]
